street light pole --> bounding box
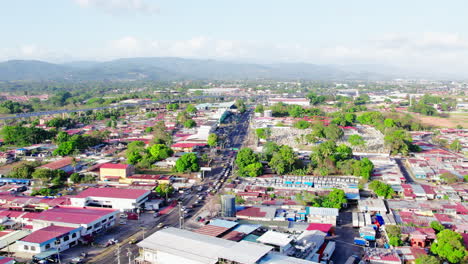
[178,201,182,228]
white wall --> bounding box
[142,249,206,264]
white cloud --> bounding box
[73,0,159,15]
[3,32,468,76]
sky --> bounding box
[1,0,468,74]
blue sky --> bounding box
[1,0,468,72]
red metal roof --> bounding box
[40,157,74,170]
[306,223,333,233]
[21,225,77,244]
[100,163,130,169]
[194,225,229,237]
[0,257,15,264]
[128,174,171,180]
[221,231,245,241]
[74,187,150,199]
[434,213,452,222]
[26,206,118,224]
[171,143,206,148]
[236,207,266,218]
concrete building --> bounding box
[136,227,318,264]
[17,225,82,254]
[69,187,151,212]
[39,157,76,174]
[256,231,293,254]
[306,207,339,225]
[23,206,119,238]
[99,163,135,181]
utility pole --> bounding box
[116,243,121,264]
[127,248,133,264]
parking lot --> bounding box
[331,210,363,264]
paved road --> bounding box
[92,192,201,264]
[88,110,252,264]
[395,158,414,183]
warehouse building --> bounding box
[136,227,318,264]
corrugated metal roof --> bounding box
[306,207,339,216]
[137,227,273,264]
[209,219,238,229]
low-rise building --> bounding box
[306,207,339,225]
[17,225,82,254]
[39,157,76,174]
[99,163,135,181]
[69,187,150,212]
[136,227,318,264]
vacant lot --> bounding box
[417,113,468,128]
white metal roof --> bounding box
[259,252,320,264]
[138,227,273,264]
[257,231,293,247]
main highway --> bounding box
[89,110,252,264]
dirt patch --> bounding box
[0,160,28,176]
[417,113,468,128]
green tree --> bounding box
[323,124,344,140]
[53,141,78,156]
[384,130,413,155]
[185,104,197,114]
[254,104,264,114]
[431,229,467,263]
[449,139,462,152]
[183,119,196,128]
[55,131,70,144]
[269,145,297,175]
[430,221,445,233]
[9,162,39,179]
[70,173,81,183]
[255,128,271,140]
[235,99,246,113]
[293,120,310,129]
[149,144,173,161]
[155,183,174,200]
[207,133,218,147]
[320,189,347,209]
[175,153,200,172]
[288,105,306,117]
[415,255,440,264]
[440,172,459,184]
[368,180,394,198]
[307,92,326,105]
[166,103,179,111]
[236,148,259,168]
[388,236,403,247]
[262,141,280,161]
[240,162,263,177]
[348,134,365,146]
[335,144,353,161]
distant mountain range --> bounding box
[0,57,404,81]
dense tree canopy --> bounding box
[348,134,365,146]
[235,148,263,177]
[175,153,200,172]
[1,126,55,146]
[431,229,467,263]
[207,133,218,147]
[269,145,298,175]
[149,144,173,161]
[368,180,394,198]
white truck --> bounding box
[321,241,336,262]
[352,212,359,228]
